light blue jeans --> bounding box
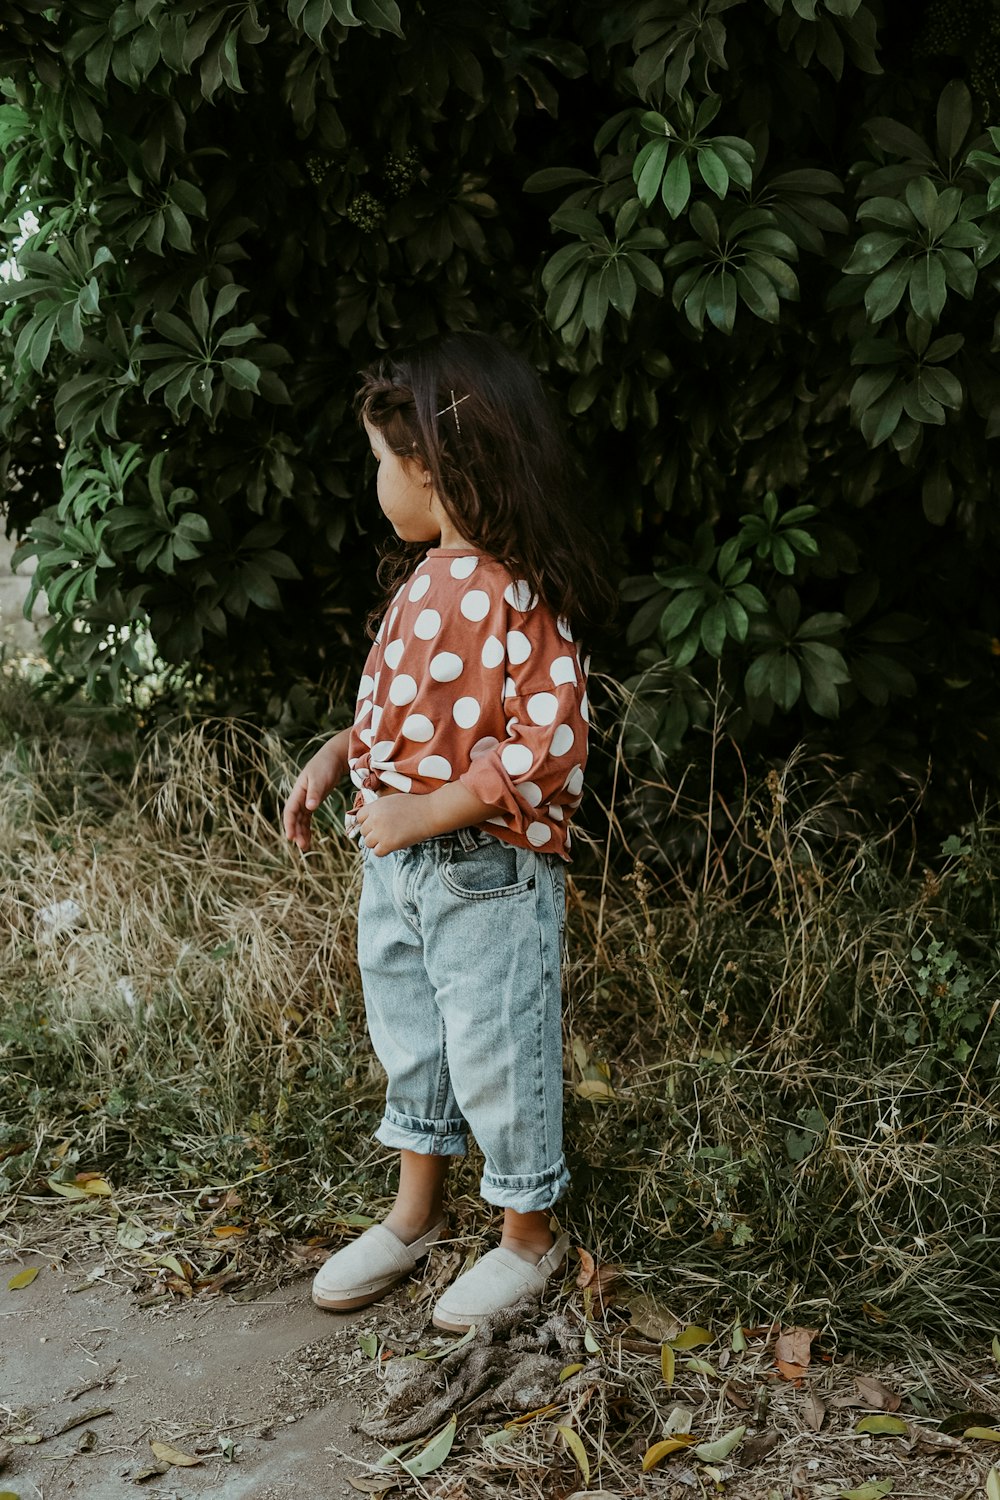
[356,825,569,1212]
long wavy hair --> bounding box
[355,332,616,642]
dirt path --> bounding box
[1,1251,378,1499]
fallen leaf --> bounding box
[839,1484,892,1500]
[684,1356,716,1376]
[574,1247,622,1307]
[584,1324,601,1354]
[987,1468,1000,1500]
[775,1327,817,1368]
[965,1428,1000,1443]
[662,1343,675,1388]
[556,1425,590,1485]
[560,1362,586,1382]
[741,1429,782,1465]
[641,1436,697,1471]
[150,1440,201,1467]
[359,1334,379,1359]
[400,1415,457,1477]
[731,1321,747,1353]
[627,1294,682,1342]
[855,1415,908,1436]
[939,1410,997,1435]
[211,1225,247,1238]
[776,1358,809,1382]
[482,1429,517,1450]
[346,1477,399,1495]
[855,1375,901,1412]
[993,1336,1000,1365]
[693,1425,746,1462]
[504,1404,561,1428]
[723,1382,752,1410]
[7,1268,40,1290]
[46,1178,90,1200]
[671,1324,713,1350]
[575,1077,616,1101]
[803,1389,826,1432]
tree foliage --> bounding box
[1,0,998,824]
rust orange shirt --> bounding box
[346,548,589,861]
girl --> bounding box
[282,331,612,1333]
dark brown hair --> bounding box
[356,331,616,642]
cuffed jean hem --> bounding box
[480,1156,571,1212]
[375,1107,468,1159]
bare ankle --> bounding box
[499,1210,554,1261]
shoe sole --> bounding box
[431,1309,473,1333]
[313,1275,405,1311]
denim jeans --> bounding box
[356,825,569,1213]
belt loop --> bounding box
[455,825,477,853]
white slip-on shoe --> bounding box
[312,1219,448,1311]
[431,1232,570,1333]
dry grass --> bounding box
[2,667,1000,1494]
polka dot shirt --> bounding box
[346,548,589,861]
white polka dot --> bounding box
[414,608,441,640]
[481,635,505,669]
[409,573,431,602]
[503,678,516,700]
[450,555,479,578]
[504,580,537,612]
[557,614,574,641]
[375,622,385,643]
[527,692,558,726]
[430,652,464,682]
[355,698,373,722]
[580,693,589,723]
[501,743,533,777]
[470,735,499,759]
[527,821,552,846]
[370,740,394,764]
[583,654,591,674]
[461,589,490,621]
[372,671,381,697]
[564,765,585,796]
[402,714,435,742]
[380,768,412,792]
[383,639,404,669]
[358,674,374,697]
[388,607,398,633]
[519,781,542,807]
[548,803,564,821]
[371,704,383,732]
[551,724,575,756]
[358,726,374,746]
[453,696,481,729]
[350,767,366,787]
[506,630,531,665]
[361,786,378,804]
[549,655,577,686]
[486,815,508,827]
[389,674,417,705]
[418,754,452,780]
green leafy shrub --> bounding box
[1,1,997,831]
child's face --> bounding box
[364,419,442,544]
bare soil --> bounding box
[1,1243,378,1499]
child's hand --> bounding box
[353,794,433,856]
[283,734,349,853]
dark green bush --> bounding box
[1,0,998,830]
